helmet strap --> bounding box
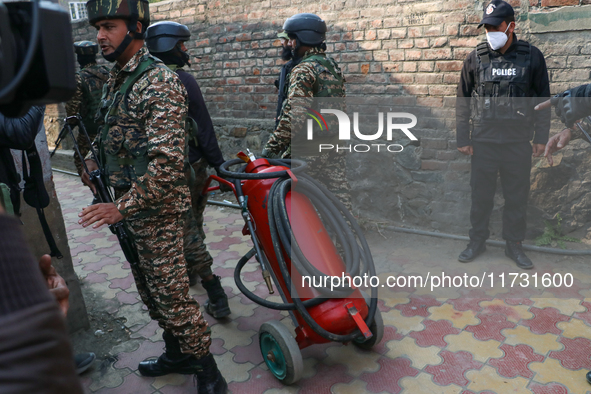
[102,16,143,62]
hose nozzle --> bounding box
[262,270,274,294]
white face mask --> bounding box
[486,22,512,50]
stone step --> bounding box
[49,149,78,174]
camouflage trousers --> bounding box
[73,127,97,176]
[126,213,211,357]
[184,158,214,278]
[303,149,352,212]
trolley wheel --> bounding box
[353,292,384,350]
[259,320,303,385]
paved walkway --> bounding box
[54,172,591,393]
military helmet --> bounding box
[283,13,327,46]
[86,0,150,29]
[146,21,190,53]
[74,41,99,55]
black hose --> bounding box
[219,158,307,180]
[229,158,378,343]
[234,248,327,310]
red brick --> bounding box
[541,0,577,5]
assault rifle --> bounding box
[56,116,152,304]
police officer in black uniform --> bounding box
[456,0,551,269]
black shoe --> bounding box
[194,353,228,394]
[458,240,486,262]
[202,276,231,319]
[138,353,200,377]
[586,370,591,385]
[505,241,533,269]
[74,352,96,375]
[139,331,199,377]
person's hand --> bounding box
[532,143,545,157]
[534,99,552,111]
[544,128,572,166]
[78,203,124,229]
[39,254,69,316]
[81,160,98,194]
[457,145,473,155]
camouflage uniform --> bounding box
[95,47,210,357]
[184,158,213,278]
[65,63,110,175]
[264,47,352,210]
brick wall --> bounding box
[65,0,591,239]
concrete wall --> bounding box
[58,0,591,240]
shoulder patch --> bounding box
[135,78,150,93]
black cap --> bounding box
[478,0,514,28]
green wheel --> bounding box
[259,321,303,385]
[353,291,385,350]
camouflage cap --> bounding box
[86,0,150,27]
[277,31,289,40]
[74,40,99,55]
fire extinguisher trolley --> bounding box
[204,154,384,384]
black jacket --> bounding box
[176,70,224,167]
[0,106,44,212]
[456,35,551,147]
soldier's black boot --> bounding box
[201,276,231,318]
[505,241,534,270]
[194,353,227,394]
[138,331,199,377]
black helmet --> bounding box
[283,13,327,46]
[74,41,99,56]
[146,21,190,53]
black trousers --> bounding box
[469,141,532,242]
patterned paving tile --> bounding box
[325,343,382,377]
[382,307,425,334]
[385,336,442,370]
[360,357,419,394]
[399,372,462,394]
[530,357,590,393]
[410,319,461,347]
[394,295,442,317]
[94,372,155,394]
[444,331,503,363]
[556,318,591,340]
[479,299,533,323]
[489,344,544,379]
[427,303,479,329]
[424,350,483,387]
[227,365,285,394]
[466,365,530,393]
[532,298,586,317]
[528,382,569,394]
[502,325,563,355]
[522,307,570,335]
[573,301,591,326]
[465,313,515,342]
[296,363,353,394]
[548,337,591,371]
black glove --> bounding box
[553,86,589,128]
[214,166,234,193]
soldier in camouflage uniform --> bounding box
[145,21,231,319]
[77,0,227,392]
[262,13,352,211]
[65,41,110,179]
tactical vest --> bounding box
[300,54,345,97]
[471,40,534,125]
[79,65,110,138]
[97,58,159,189]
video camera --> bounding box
[0,0,75,117]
